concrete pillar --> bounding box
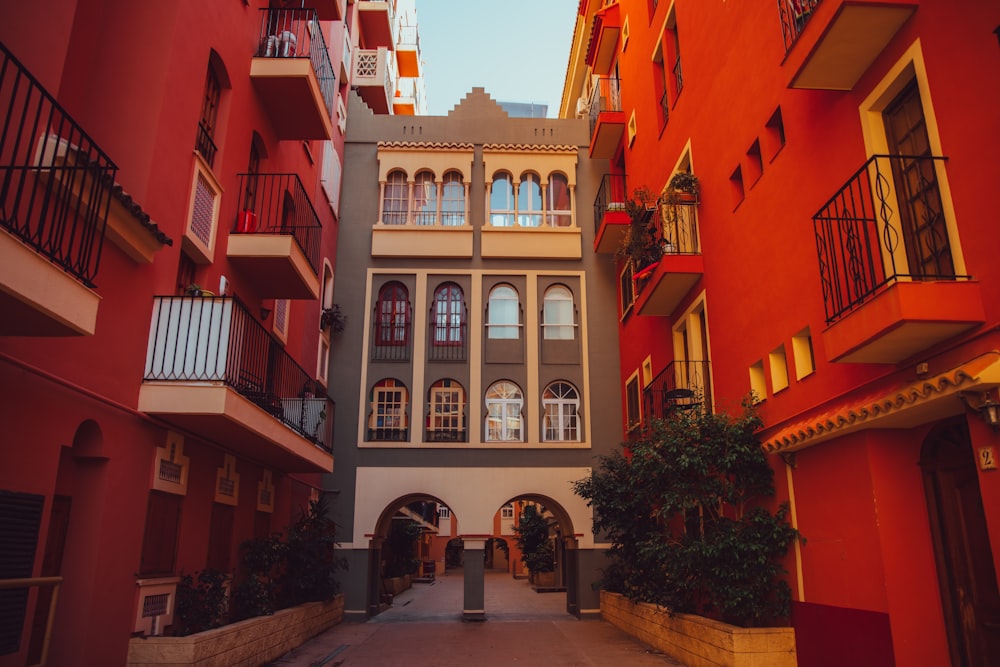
[367,537,384,617]
[564,537,579,617]
[462,537,487,621]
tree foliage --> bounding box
[572,400,800,627]
[512,504,555,574]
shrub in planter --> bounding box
[573,398,800,627]
[231,534,286,621]
[173,568,231,636]
[282,496,345,606]
[383,518,423,578]
[513,504,556,575]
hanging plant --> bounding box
[320,304,346,333]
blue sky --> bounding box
[415,1,580,117]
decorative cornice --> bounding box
[762,352,1000,453]
[483,144,579,153]
[377,141,474,150]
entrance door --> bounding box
[922,419,1000,666]
[883,80,953,278]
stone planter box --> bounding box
[383,574,412,596]
[601,591,796,667]
[126,595,343,666]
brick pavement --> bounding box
[267,569,684,666]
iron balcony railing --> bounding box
[143,296,334,451]
[673,55,684,95]
[425,428,467,443]
[428,321,468,362]
[0,42,117,288]
[255,8,337,118]
[658,89,670,130]
[371,308,412,362]
[368,426,408,442]
[234,172,323,275]
[643,360,711,421]
[594,173,627,237]
[588,77,622,137]
[813,153,964,323]
[195,121,218,168]
[777,0,821,52]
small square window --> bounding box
[730,165,745,209]
[749,360,766,403]
[769,345,789,393]
[792,328,816,380]
[764,107,786,161]
[746,139,763,186]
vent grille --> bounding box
[190,173,215,245]
[159,459,182,484]
[0,491,44,654]
[142,593,170,618]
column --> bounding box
[462,537,487,621]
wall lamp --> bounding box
[960,390,1000,431]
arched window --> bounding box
[383,170,408,225]
[485,381,523,442]
[542,381,580,442]
[487,285,520,339]
[546,173,572,227]
[375,282,410,347]
[441,171,465,226]
[518,173,542,227]
[432,283,465,348]
[368,379,408,441]
[413,171,437,226]
[427,379,466,442]
[490,173,515,227]
[542,285,575,340]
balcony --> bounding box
[139,297,334,473]
[354,48,394,115]
[593,174,629,254]
[779,0,917,90]
[357,0,396,49]
[392,77,418,116]
[814,154,983,363]
[643,360,712,422]
[371,310,412,362]
[632,199,703,317]
[313,0,345,21]
[0,43,117,336]
[427,321,468,362]
[585,1,621,76]
[250,8,336,140]
[395,24,421,78]
[226,173,322,300]
[588,77,625,159]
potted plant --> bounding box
[513,504,557,587]
[615,186,663,271]
[320,304,346,333]
[663,171,700,204]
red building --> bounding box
[0,0,425,663]
[563,1,1000,665]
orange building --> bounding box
[562,1,1000,665]
[0,0,423,663]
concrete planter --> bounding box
[601,591,796,667]
[384,574,412,596]
[126,595,344,667]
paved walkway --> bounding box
[268,569,684,666]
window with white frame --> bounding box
[542,381,580,442]
[485,381,523,442]
[382,170,408,225]
[619,262,635,317]
[542,285,575,340]
[625,373,641,430]
[545,173,572,227]
[368,379,408,441]
[518,173,543,227]
[428,379,465,442]
[412,170,437,226]
[490,172,515,227]
[501,503,515,519]
[441,171,465,226]
[487,284,520,339]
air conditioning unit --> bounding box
[575,96,591,118]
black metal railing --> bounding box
[813,154,962,323]
[777,0,822,52]
[656,198,700,255]
[672,55,684,95]
[0,43,117,288]
[234,172,323,275]
[588,77,622,137]
[255,8,337,118]
[143,296,334,451]
[428,321,467,362]
[368,427,408,442]
[195,121,218,168]
[594,173,627,237]
[659,89,670,130]
[371,310,412,362]
[643,360,711,421]
[425,429,467,443]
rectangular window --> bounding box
[769,345,789,393]
[749,360,766,403]
[429,387,463,440]
[620,263,635,318]
[730,165,745,209]
[501,504,515,520]
[746,139,763,186]
[206,504,235,571]
[139,491,183,576]
[792,327,816,380]
[765,107,785,161]
[625,373,641,430]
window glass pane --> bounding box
[488,285,519,339]
[433,283,464,345]
[542,381,579,442]
[490,174,514,227]
[441,172,465,226]
[485,381,523,441]
[543,286,574,340]
[383,171,408,225]
[413,172,437,226]
[546,173,572,227]
[518,174,542,227]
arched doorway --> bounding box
[921,417,1000,665]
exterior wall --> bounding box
[329,89,620,618]
[563,1,1000,665]
[0,0,354,662]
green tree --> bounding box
[573,399,800,627]
[512,504,555,574]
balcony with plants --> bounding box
[138,296,334,473]
[0,42,118,336]
[778,0,916,90]
[814,154,983,363]
[227,172,323,300]
[619,176,704,317]
[250,7,336,140]
[643,360,712,424]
